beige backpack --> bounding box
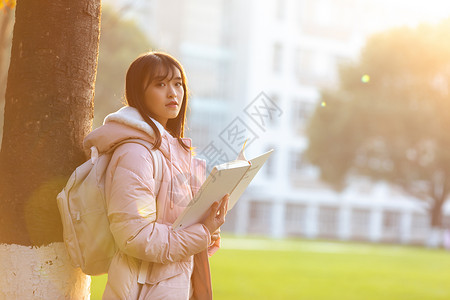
[56,139,162,275]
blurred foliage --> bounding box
[0,4,151,141]
[0,0,15,10]
[0,5,14,144]
[93,5,152,128]
[305,20,450,226]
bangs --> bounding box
[143,57,182,89]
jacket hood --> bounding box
[83,106,191,160]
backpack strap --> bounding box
[109,139,163,196]
[107,139,163,285]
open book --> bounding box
[172,143,274,231]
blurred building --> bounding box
[107,0,236,150]
[106,0,450,245]
[220,0,450,246]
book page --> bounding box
[227,149,274,210]
[172,162,251,230]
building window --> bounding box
[351,208,370,240]
[285,203,307,236]
[184,57,227,100]
[290,150,307,176]
[294,48,334,87]
[264,145,276,177]
[266,93,281,129]
[291,99,314,133]
[288,149,312,177]
[293,48,301,80]
[294,49,315,83]
[315,0,332,27]
[296,0,353,41]
[410,213,430,244]
[191,124,210,150]
[272,43,282,73]
[248,201,272,235]
[382,211,401,242]
[318,206,339,238]
[275,0,285,21]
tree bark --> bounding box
[0,243,91,299]
[0,0,101,246]
[430,199,444,228]
[426,195,445,248]
[0,0,101,298]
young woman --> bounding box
[84,52,229,299]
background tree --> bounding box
[93,4,152,128]
[0,0,100,297]
[305,20,450,246]
[0,4,152,139]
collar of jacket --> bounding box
[105,106,170,138]
[83,106,192,165]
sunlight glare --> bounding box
[361,74,370,83]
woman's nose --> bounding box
[168,85,177,98]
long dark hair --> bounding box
[124,52,190,151]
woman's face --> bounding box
[143,67,184,128]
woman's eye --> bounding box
[158,83,165,87]
[175,82,182,87]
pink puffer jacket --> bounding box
[84,106,218,300]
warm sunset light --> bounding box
[374,0,450,27]
[0,0,15,9]
[361,74,370,83]
[1,0,450,299]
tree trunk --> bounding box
[0,0,101,297]
[430,199,443,229]
[427,197,445,248]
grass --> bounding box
[90,236,450,299]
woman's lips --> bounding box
[166,101,178,108]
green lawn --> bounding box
[91,237,450,299]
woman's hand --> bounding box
[207,228,221,257]
[202,194,229,235]
[210,228,220,245]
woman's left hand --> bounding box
[208,228,221,257]
[210,229,220,245]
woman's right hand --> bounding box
[202,194,229,234]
